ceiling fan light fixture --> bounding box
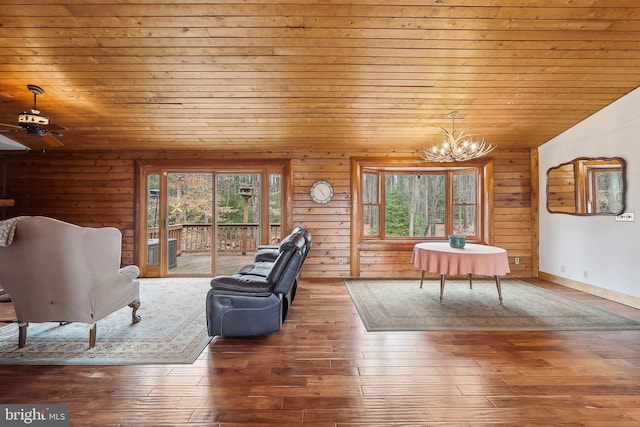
[0,84,65,147]
[420,111,496,163]
[19,112,50,126]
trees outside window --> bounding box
[384,173,446,238]
[589,168,623,214]
[361,166,482,241]
[452,172,477,235]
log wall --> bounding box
[0,148,534,278]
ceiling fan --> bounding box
[0,84,66,147]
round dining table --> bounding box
[410,242,510,304]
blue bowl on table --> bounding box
[448,234,466,249]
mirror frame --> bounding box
[546,157,626,216]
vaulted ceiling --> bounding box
[1,1,639,152]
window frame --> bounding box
[350,157,494,275]
[362,167,481,241]
[586,165,623,214]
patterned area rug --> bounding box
[345,279,640,331]
[0,278,212,365]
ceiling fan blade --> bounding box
[42,133,64,147]
[47,123,68,132]
[0,123,22,130]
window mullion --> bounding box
[379,172,386,237]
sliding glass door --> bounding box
[216,173,260,275]
[138,161,290,278]
[166,172,213,276]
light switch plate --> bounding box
[615,212,635,222]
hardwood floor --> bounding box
[1,278,640,426]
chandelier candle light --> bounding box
[421,111,496,162]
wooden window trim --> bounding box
[350,156,494,276]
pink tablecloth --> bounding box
[411,242,510,276]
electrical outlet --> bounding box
[616,212,635,222]
[514,257,520,265]
[338,258,344,265]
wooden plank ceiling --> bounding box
[0,0,639,152]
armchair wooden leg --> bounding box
[89,323,97,349]
[129,299,142,324]
[18,322,27,348]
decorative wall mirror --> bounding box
[546,157,625,215]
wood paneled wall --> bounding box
[493,150,534,277]
[1,154,138,264]
[293,154,353,277]
[0,147,534,278]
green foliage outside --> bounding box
[385,185,411,236]
[146,173,281,227]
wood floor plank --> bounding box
[1,278,640,425]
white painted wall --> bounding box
[539,86,640,298]
[0,134,29,150]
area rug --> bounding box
[345,279,640,332]
[0,278,212,365]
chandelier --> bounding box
[420,111,496,162]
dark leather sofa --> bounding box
[206,227,311,337]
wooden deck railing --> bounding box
[147,224,281,255]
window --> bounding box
[587,166,623,214]
[357,162,487,242]
[452,172,478,235]
[383,172,446,238]
[362,173,380,237]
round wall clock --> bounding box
[310,180,334,204]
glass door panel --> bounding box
[139,162,287,277]
[167,172,213,275]
[146,174,161,269]
[216,174,261,275]
[268,173,282,244]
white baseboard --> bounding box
[539,271,640,309]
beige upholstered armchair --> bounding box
[0,216,141,348]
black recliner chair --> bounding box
[206,228,311,337]
[235,227,311,304]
